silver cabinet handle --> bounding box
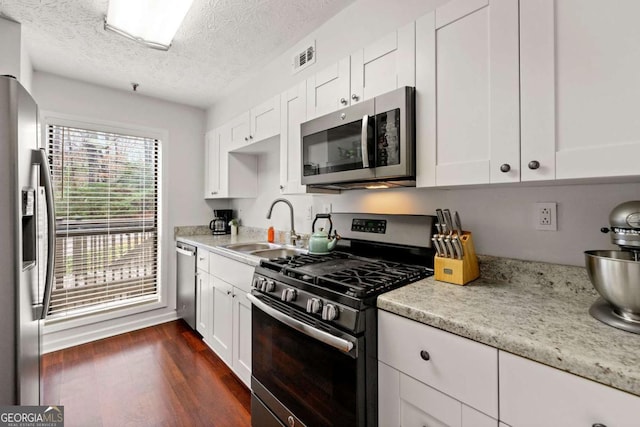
[249,135,253,139]
[420,350,431,361]
[351,93,359,101]
[528,160,540,170]
[244,136,249,141]
[500,163,511,173]
[592,424,607,427]
[340,97,347,105]
[247,293,355,354]
[361,115,370,168]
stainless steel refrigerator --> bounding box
[0,75,55,405]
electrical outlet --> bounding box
[535,202,557,231]
[305,205,313,221]
[322,203,332,213]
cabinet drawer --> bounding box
[196,250,209,272]
[209,253,254,293]
[378,310,498,418]
[499,351,640,427]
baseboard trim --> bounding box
[42,311,179,353]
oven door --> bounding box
[248,293,366,427]
[301,99,375,186]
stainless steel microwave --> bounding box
[301,86,416,190]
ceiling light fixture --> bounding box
[104,0,194,51]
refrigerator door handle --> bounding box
[33,148,56,320]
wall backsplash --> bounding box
[230,146,639,267]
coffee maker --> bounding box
[209,209,233,235]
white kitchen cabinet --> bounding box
[378,310,499,420]
[196,268,212,340]
[499,351,640,427]
[416,0,520,187]
[279,81,307,194]
[306,57,350,119]
[227,95,281,149]
[206,252,254,388]
[204,126,257,199]
[350,22,415,105]
[520,0,640,181]
[210,276,233,365]
[231,291,252,386]
[204,129,222,198]
[379,361,498,427]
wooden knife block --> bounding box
[434,232,480,285]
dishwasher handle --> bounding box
[176,244,196,256]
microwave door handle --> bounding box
[361,114,370,168]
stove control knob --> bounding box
[281,288,297,302]
[306,298,323,314]
[253,277,264,290]
[264,280,276,293]
[322,304,338,321]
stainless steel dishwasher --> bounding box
[176,241,196,329]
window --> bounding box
[46,124,160,319]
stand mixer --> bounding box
[586,201,640,334]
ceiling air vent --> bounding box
[292,41,315,74]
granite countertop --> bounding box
[377,256,640,397]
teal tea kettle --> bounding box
[308,213,339,255]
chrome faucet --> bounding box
[266,198,300,246]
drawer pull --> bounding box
[592,424,607,427]
[420,350,430,361]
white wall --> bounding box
[32,71,223,350]
[213,0,640,267]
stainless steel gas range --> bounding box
[248,213,436,427]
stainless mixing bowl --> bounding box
[585,250,640,321]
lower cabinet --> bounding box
[379,362,497,427]
[195,250,253,388]
[210,277,234,364]
[378,310,499,422]
[499,351,640,427]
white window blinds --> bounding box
[47,124,160,318]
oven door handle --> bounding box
[247,293,355,354]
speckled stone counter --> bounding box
[377,255,640,397]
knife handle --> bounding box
[443,209,454,236]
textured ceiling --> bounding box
[0,0,354,108]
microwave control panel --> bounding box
[351,218,386,234]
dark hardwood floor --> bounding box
[42,320,251,427]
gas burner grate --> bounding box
[318,261,431,297]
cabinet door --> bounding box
[306,57,350,119]
[197,272,213,345]
[232,290,252,387]
[210,277,233,364]
[279,81,307,194]
[416,0,520,187]
[228,111,251,148]
[204,129,221,198]
[378,310,498,418]
[350,21,415,104]
[520,0,640,181]
[250,94,280,142]
[499,351,640,427]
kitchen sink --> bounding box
[250,247,306,259]
[221,242,280,252]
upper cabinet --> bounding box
[204,126,257,199]
[416,0,520,187]
[306,57,351,120]
[227,94,281,149]
[279,81,307,194]
[350,22,416,105]
[520,0,640,181]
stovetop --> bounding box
[259,251,433,299]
